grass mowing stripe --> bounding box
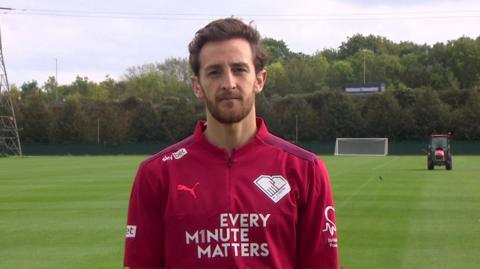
[324,156,427,268]
[1,155,479,268]
[324,155,480,269]
[400,156,480,269]
[334,156,401,209]
[0,156,145,269]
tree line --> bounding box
[4,34,480,144]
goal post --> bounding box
[334,138,388,156]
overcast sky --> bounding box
[0,0,479,87]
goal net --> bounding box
[334,138,388,156]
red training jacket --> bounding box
[124,118,338,269]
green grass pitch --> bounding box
[1,155,479,268]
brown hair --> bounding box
[188,18,267,76]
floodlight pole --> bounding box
[97,118,100,144]
[295,114,298,144]
[362,49,366,84]
[55,58,58,101]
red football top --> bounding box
[124,118,338,269]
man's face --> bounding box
[192,38,266,124]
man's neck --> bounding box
[203,111,257,156]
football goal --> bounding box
[334,138,388,156]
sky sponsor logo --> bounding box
[162,148,188,162]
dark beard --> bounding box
[204,92,254,124]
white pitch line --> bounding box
[336,156,400,210]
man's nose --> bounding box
[221,70,236,90]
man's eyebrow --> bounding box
[204,62,250,72]
[204,64,222,72]
[232,62,250,69]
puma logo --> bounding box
[177,182,200,199]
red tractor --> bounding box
[427,134,452,170]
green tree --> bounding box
[312,91,364,140]
[427,43,459,91]
[158,97,198,142]
[43,76,58,101]
[265,94,319,142]
[80,99,124,144]
[391,84,416,108]
[411,88,451,139]
[328,60,354,89]
[124,66,166,99]
[17,92,51,143]
[261,38,292,64]
[264,62,288,96]
[96,101,126,144]
[309,53,330,90]
[400,53,428,89]
[439,89,470,110]
[20,80,41,98]
[282,55,309,94]
[90,76,114,101]
[446,37,480,89]
[351,49,375,83]
[157,57,191,84]
[361,93,402,139]
[127,101,162,143]
[451,90,480,139]
[157,58,193,97]
[319,48,339,63]
[49,97,88,143]
[67,76,97,98]
[338,34,396,59]
[375,54,402,87]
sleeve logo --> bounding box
[322,206,338,248]
[322,206,337,236]
[126,225,137,238]
[254,175,291,203]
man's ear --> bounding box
[191,76,204,98]
[255,69,267,94]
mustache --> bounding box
[216,92,243,101]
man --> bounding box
[124,18,338,269]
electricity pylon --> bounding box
[0,28,22,156]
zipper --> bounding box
[227,149,235,168]
[226,149,235,215]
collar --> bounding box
[192,117,269,157]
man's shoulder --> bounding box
[140,134,199,167]
[262,133,318,163]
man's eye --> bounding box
[207,70,220,76]
[234,67,247,73]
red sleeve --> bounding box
[124,163,165,269]
[297,158,338,269]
